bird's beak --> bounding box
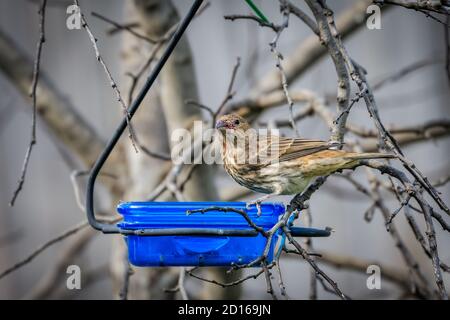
[215,120,227,130]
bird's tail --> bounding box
[328,152,396,175]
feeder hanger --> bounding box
[85,0,206,235]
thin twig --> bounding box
[119,260,134,300]
[178,268,189,300]
[386,193,412,230]
[333,86,366,126]
[307,4,449,298]
[352,56,449,217]
[275,258,288,298]
[262,261,277,300]
[282,0,319,35]
[224,14,281,32]
[446,15,450,86]
[188,56,241,124]
[132,133,172,161]
[165,268,189,300]
[215,57,241,120]
[372,59,440,91]
[0,221,88,281]
[409,204,450,233]
[10,0,47,206]
[284,228,349,300]
[91,11,158,44]
[270,3,299,136]
[187,206,267,236]
[362,160,447,298]
[70,170,117,212]
[74,0,138,152]
[187,263,274,288]
[0,216,118,282]
[403,203,450,273]
[186,100,215,119]
[374,0,450,15]
[303,208,317,300]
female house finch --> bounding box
[215,114,395,212]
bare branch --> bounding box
[270,3,299,135]
[303,208,317,300]
[281,0,319,35]
[305,0,351,144]
[254,0,385,94]
[187,206,267,236]
[0,29,110,173]
[262,261,277,300]
[24,227,97,299]
[403,204,450,273]
[10,0,47,206]
[132,132,172,161]
[0,215,118,283]
[0,221,88,281]
[215,57,241,119]
[224,15,281,32]
[315,251,429,296]
[284,228,350,300]
[374,0,450,15]
[187,263,273,288]
[74,0,138,152]
[446,15,450,85]
[362,160,448,298]
[164,268,189,300]
[372,59,441,91]
[274,258,288,298]
[91,11,158,44]
[186,100,215,119]
[119,260,134,300]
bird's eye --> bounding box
[234,119,240,125]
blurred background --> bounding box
[0,0,448,299]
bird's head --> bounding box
[215,114,250,133]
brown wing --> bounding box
[277,137,339,162]
[252,135,339,165]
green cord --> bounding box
[245,0,270,23]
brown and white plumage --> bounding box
[216,114,395,197]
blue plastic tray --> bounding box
[117,202,285,267]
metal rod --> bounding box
[85,0,204,233]
[116,227,331,237]
[245,0,270,23]
[121,228,259,237]
[289,227,331,237]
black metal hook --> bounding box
[85,0,205,234]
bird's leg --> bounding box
[246,193,277,216]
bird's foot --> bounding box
[246,194,274,216]
[246,200,263,216]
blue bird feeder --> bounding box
[84,0,331,269]
[117,202,283,267]
[116,202,330,267]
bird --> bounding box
[215,113,395,213]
